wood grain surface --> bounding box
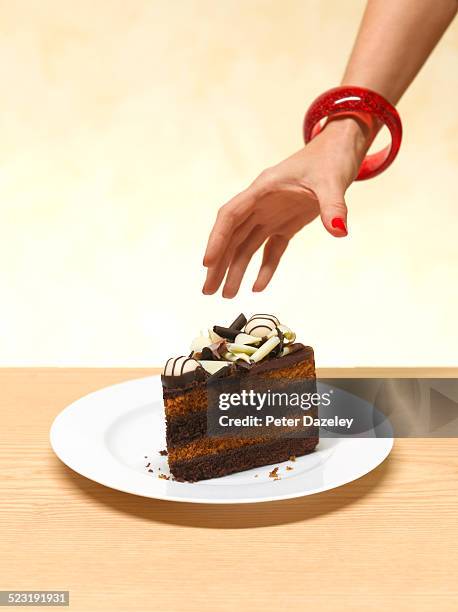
[1,368,457,612]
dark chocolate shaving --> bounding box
[272,327,284,357]
[200,347,214,361]
[213,325,238,341]
[229,313,247,331]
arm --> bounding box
[202,0,457,298]
[343,0,457,104]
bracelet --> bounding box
[303,86,402,180]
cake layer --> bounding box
[168,428,319,462]
[166,410,207,447]
[169,436,319,482]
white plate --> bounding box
[50,376,393,504]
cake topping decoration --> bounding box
[165,313,299,378]
[199,360,232,374]
[226,343,258,355]
[228,313,247,331]
[233,332,261,346]
[223,350,251,364]
[200,347,214,361]
[244,314,280,338]
[190,332,213,354]
[278,324,296,344]
[212,325,239,341]
[250,336,280,363]
[212,313,247,342]
[163,356,201,376]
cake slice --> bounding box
[161,314,319,481]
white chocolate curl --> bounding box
[278,324,296,344]
[199,360,231,374]
[244,315,279,338]
[266,328,278,339]
[190,332,212,353]
[209,328,224,344]
[250,336,280,363]
[233,333,261,346]
[227,343,257,355]
[163,356,200,376]
[224,351,251,364]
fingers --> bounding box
[202,216,256,295]
[317,188,348,237]
[202,247,233,295]
[203,190,254,267]
[222,226,268,298]
[252,234,289,292]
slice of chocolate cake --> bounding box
[161,314,319,482]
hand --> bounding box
[202,116,372,298]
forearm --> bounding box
[342,0,457,104]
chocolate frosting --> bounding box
[162,343,313,392]
[161,366,207,390]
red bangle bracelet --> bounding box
[303,86,402,180]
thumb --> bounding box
[317,188,348,237]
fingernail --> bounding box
[331,217,347,234]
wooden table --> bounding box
[1,368,457,611]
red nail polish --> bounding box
[331,217,347,234]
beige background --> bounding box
[0,0,456,367]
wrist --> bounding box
[321,114,375,156]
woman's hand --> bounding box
[202,116,372,298]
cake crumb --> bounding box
[289,455,296,462]
[158,474,170,480]
[274,477,281,481]
[254,474,258,478]
[159,449,168,456]
[148,468,153,473]
[145,462,151,468]
[269,467,279,478]
[286,466,293,471]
